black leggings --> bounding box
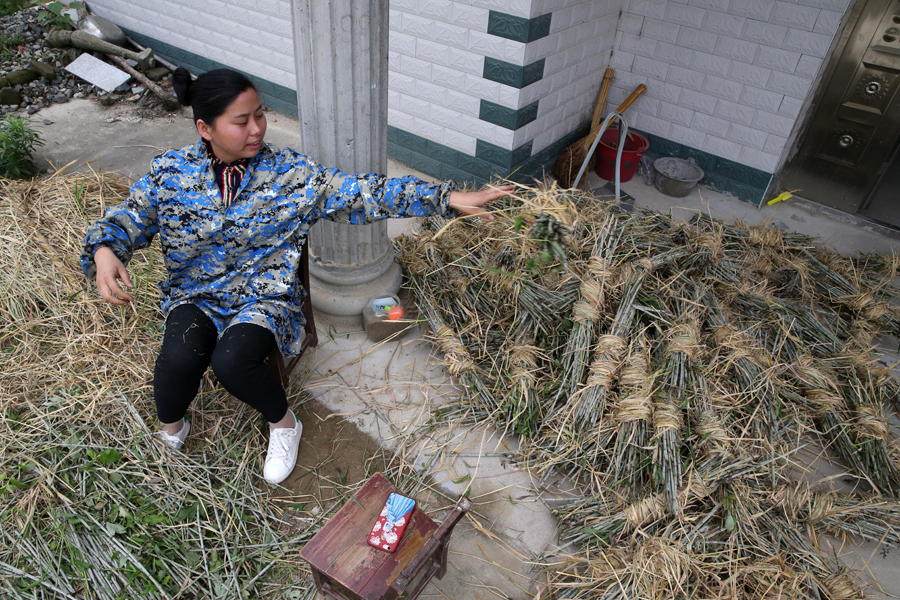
[153,304,288,424]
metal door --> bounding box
[781,0,900,225]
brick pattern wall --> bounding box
[87,0,296,91]
[609,0,850,174]
[524,0,622,155]
[388,0,622,163]
[88,0,622,183]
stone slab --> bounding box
[64,52,130,92]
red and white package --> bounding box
[367,493,415,553]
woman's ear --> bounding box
[196,119,213,141]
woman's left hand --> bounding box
[448,185,515,220]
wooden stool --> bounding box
[299,473,471,600]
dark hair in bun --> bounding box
[173,67,257,126]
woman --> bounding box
[82,68,510,485]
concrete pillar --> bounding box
[290,0,401,318]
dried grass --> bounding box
[0,171,318,599]
[395,181,900,600]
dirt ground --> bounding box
[278,392,390,511]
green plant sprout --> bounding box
[36,1,84,29]
[0,114,44,179]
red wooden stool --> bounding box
[299,473,471,600]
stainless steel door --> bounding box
[860,137,900,223]
[781,0,900,225]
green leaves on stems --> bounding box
[0,114,44,179]
[35,1,84,29]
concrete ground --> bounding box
[33,99,900,599]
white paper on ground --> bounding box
[64,53,130,92]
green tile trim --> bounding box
[425,139,457,167]
[388,121,769,205]
[637,130,770,205]
[479,99,539,131]
[387,126,428,155]
[460,153,503,180]
[483,57,545,89]
[487,11,552,43]
[529,14,553,42]
[475,139,508,167]
[389,125,539,185]
[510,125,588,183]
[476,138,533,169]
[512,141,534,167]
[122,29,298,118]
[522,59,546,88]
[483,57,521,88]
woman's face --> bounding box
[197,88,267,163]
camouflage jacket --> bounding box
[81,140,457,356]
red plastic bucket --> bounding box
[594,129,650,183]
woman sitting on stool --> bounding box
[81,67,511,484]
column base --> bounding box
[308,260,403,319]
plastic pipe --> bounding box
[571,111,629,201]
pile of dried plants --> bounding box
[395,183,900,599]
[0,171,317,599]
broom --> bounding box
[553,68,614,189]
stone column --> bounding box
[290,0,401,318]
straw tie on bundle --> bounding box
[695,230,725,260]
[612,389,652,425]
[773,483,813,522]
[665,323,701,360]
[634,257,655,272]
[804,389,844,415]
[823,573,867,600]
[572,281,602,323]
[611,336,653,489]
[711,325,756,364]
[504,339,543,435]
[652,397,683,513]
[696,409,730,456]
[587,255,615,280]
[433,325,476,377]
[618,337,649,390]
[848,292,892,322]
[806,494,837,526]
[624,495,666,528]
[854,404,890,440]
[749,226,786,249]
[584,334,628,389]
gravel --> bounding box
[0,7,170,116]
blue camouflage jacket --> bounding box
[81,139,457,356]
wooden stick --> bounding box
[125,36,183,75]
[614,83,647,116]
[106,54,179,111]
[581,68,615,152]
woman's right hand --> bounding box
[94,246,134,305]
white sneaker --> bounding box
[264,412,302,484]
[157,419,190,450]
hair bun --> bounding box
[172,67,193,106]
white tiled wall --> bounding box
[88,0,621,163]
[87,0,297,90]
[608,0,851,173]
[523,0,622,154]
[389,0,622,157]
